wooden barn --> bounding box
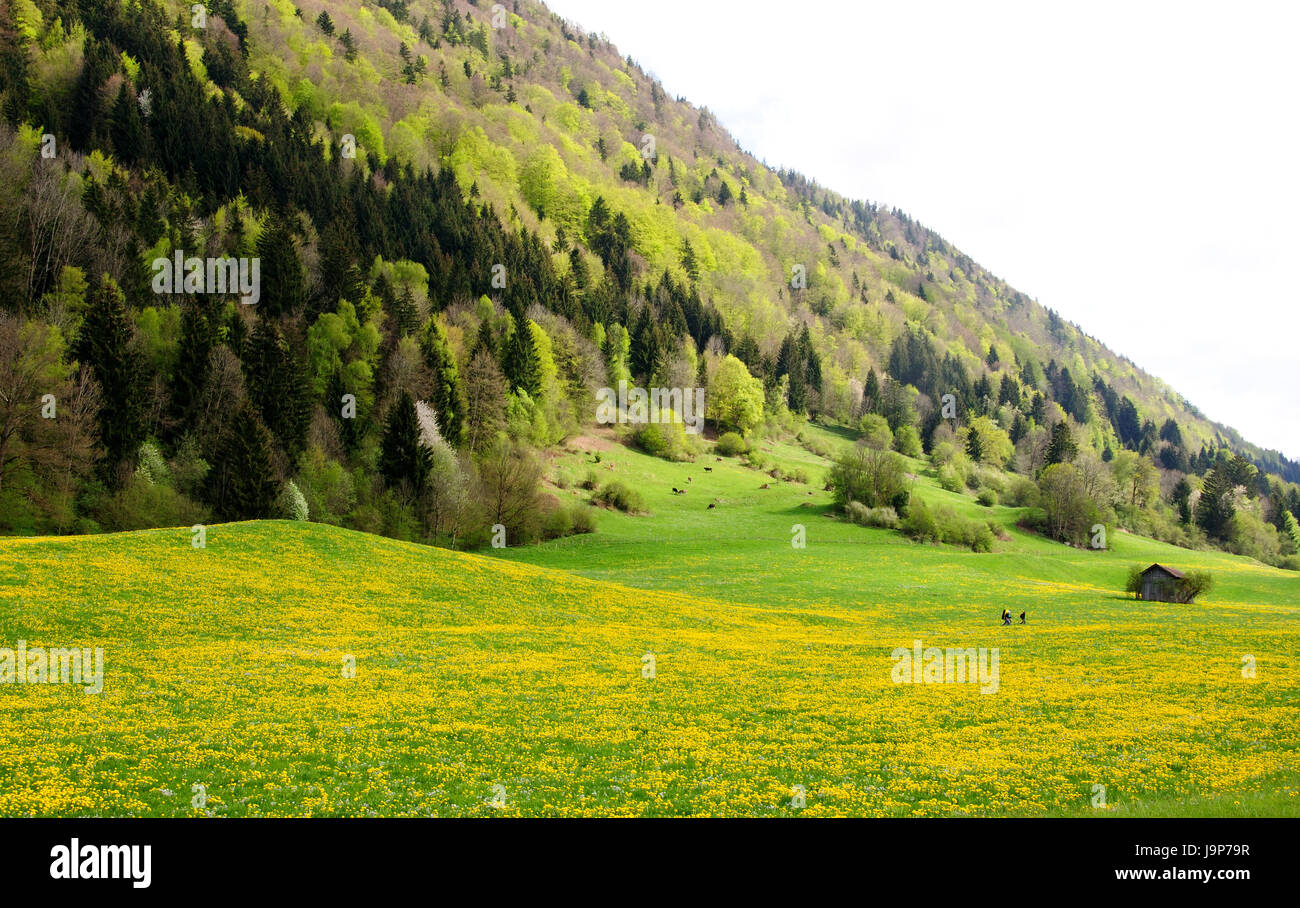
[1137,563,1187,603]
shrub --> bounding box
[846,501,900,529]
[569,504,597,534]
[976,488,999,507]
[594,480,643,513]
[893,424,923,457]
[937,464,964,493]
[831,445,907,510]
[95,475,208,532]
[580,469,600,490]
[715,431,748,456]
[1177,570,1214,602]
[787,468,809,484]
[632,414,696,462]
[1003,475,1040,508]
[900,492,993,551]
[1125,564,1145,598]
[858,414,893,451]
[900,494,940,543]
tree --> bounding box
[1038,463,1100,545]
[501,310,542,397]
[463,348,507,454]
[1044,420,1077,467]
[205,402,281,520]
[1196,456,1256,541]
[830,445,907,511]
[316,11,335,35]
[706,354,764,434]
[858,413,892,451]
[244,318,311,466]
[421,317,466,446]
[255,214,305,318]
[475,438,543,542]
[0,314,71,495]
[76,277,147,483]
[380,390,431,496]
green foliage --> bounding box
[715,431,748,457]
[831,445,907,511]
[706,355,764,434]
[594,480,643,513]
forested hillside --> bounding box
[0,0,1296,566]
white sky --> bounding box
[550,0,1300,461]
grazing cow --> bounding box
[707,503,716,509]
[759,483,769,490]
[704,467,713,472]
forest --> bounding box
[0,0,1297,569]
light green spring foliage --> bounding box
[219,0,1244,457]
[306,299,382,404]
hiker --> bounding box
[1019,611,1026,625]
[1001,609,1011,626]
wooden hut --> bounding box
[1138,563,1186,603]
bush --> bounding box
[858,414,893,451]
[1177,570,1214,602]
[976,488,999,507]
[569,504,597,534]
[594,480,643,513]
[1124,564,1145,598]
[580,469,600,490]
[716,431,748,456]
[937,464,964,493]
[893,424,923,458]
[95,475,208,532]
[831,445,908,510]
[632,414,696,462]
[846,501,900,529]
[1003,475,1040,508]
[900,492,993,552]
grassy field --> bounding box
[1,430,1297,817]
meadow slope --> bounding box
[2,449,1298,817]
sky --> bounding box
[550,0,1300,460]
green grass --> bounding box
[1,430,1297,817]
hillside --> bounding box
[2,507,1297,817]
[0,0,1297,567]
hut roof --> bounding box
[1142,563,1185,579]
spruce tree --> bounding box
[76,277,147,483]
[1044,420,1077,467]
[255,214,305,318]
[380,390,431,494]
[421,318,467,446]
[502,311,541,396]
[205,402,281,520]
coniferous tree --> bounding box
[205,402,281,520]
[169,302,216,438]
[244,318,311,465]
[76,277,147,483]
[502,310,541,396]
[421,317,466,446]
[380,390,431,495]
[255,214,305,318]
[1044,420,1077,467]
